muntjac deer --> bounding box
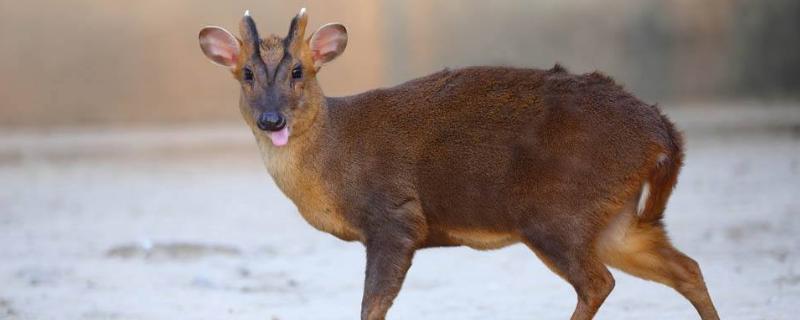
[198,8,719,320]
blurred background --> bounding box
[1,0,798,125]
[1,1,798,319]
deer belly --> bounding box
[445,229,520,250]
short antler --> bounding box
[239,10,260,56]
[285,7,308,51]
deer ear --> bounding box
[308,23,347,69]
[199,26,240,68]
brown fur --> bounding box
[200,11,719,320]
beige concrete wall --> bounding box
[0,0,793,126]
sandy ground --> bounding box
[1,106,799,319]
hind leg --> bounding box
[598,217,720,320]
[523,230,616,320]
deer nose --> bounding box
[256,112,286,131]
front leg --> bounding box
[361,236,416,320]
[359,197,425,320]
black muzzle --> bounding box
[256,112,286,131]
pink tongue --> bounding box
[269,127,290,146]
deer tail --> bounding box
[637,113,685,226]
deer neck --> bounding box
[255,98,359,240]
[251,99,331,216]
[256,98,326,190]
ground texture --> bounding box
[1,106,798,319]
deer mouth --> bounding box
[256,112,290,147]
[268,126,290,147]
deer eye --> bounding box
[291,65,303,79]
[242,67,254,81]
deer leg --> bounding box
[360,235,416,320]
[523,231,615,320]
[560,257,614,320]
[358,195,426,320]
[598,221,720,320]
[659,247,719,320]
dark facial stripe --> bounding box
[273,52,294,83]
[275,14,301,82]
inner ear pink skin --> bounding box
[199,27,240,67]
[309,24,347,66]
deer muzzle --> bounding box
[257,112,290,147]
